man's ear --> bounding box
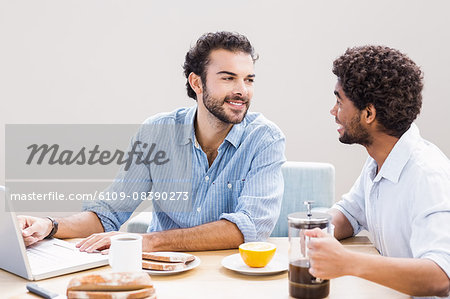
[364,104,376,124]
[188,72,203,96]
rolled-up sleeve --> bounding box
[220,135,286,242]
[332,159,371,236]
[410,171,450,278]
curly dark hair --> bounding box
[332,45,423,137]
[183,31,258,100]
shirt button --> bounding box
[227,183,232,189]
[205,176,209,181]
[197,207,201,213]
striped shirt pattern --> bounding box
[83,105,286,242]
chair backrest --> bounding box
[270,161,335,237]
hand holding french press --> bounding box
[305,227,355,280]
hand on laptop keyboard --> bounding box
[76,231,124,254]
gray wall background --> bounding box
[1,0,449,211]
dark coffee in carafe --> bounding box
[288,202,331,299]
[289,259,329,299]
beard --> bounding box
[202,86,250,125]
[338,113,372,146]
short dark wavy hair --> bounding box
[333,45,423,137]
[183,31,258,100]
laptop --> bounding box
[0,186,109,280]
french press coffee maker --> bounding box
[288,201,332,299]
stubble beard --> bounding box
[202,86,250,124]
[338,113,373,146]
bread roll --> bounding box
[67,287,156,299]
[66,272,155,298]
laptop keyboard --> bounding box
[26,239,107,274]
[27,242,72,269]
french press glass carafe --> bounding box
[288,201,332,299]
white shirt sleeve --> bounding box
[333,158,371,236]
[410,170,450,278]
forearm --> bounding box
[142,220,244,252]
[54,211,104,238]
[349,251,449,297]
[328,208,353,240]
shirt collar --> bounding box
[224,117,247,149]
[178,104,247,149]
[373,123,421,183]
[178,105,197,146]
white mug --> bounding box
[109,234,143,272]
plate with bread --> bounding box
[142,251,201,275]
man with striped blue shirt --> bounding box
[19,31,286,252]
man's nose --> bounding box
[233,80,247,97]
[330,104,337,116]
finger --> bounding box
[310,267,326,279]
[17,217,26,230]
[304,227,326,238]
[308,247,324,261]
[85,237,111,253]
[79,234,107,252]
[308,256,315,267]
[78,235,102,251]
[308,237,316,249]
[307,236,324,250]
[76,237,89,248]
[23,236,38,247]
[22,225,39,237]
[309,266,317,277]
[307,247,317,258]
[23,237,32,246]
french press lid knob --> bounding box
[304,201,313,217]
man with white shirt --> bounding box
[305,46,450,298]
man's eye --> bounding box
[246,78,254,83]
[223,77,233,81]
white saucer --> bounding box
[221,253,288,275]
[142,256,201,275]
